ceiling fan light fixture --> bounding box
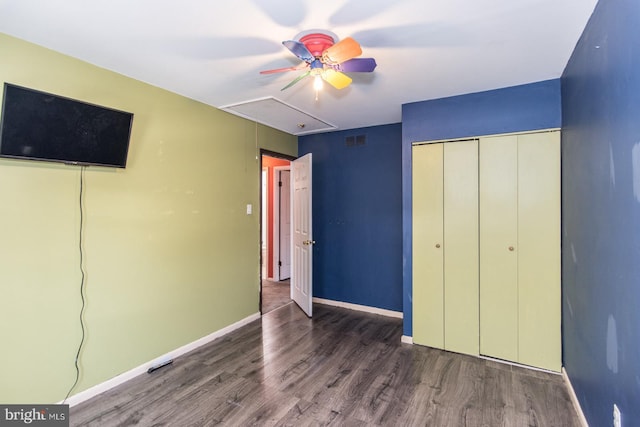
[313,74,324,91]
[313,74,324,101]
[260,30,375,96]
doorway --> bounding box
[260,151,294,314]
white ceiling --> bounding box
[0,0,597,135]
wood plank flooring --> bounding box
[70,304,580,426]
[261,279,291,314]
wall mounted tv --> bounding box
[0,83,133,168]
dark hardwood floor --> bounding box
[261,279,291,314]
[70,303,580,426]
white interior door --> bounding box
[278,169,291,280]
[291,153,313,317]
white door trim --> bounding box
[273,166,291,280]
[261,168,269,279]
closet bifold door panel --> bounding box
[479,131,560,372]
[479,135,519,362]
[517,132,561,372]
[412,140,479,356]
[412,143,444,349]
[443,140,479,356]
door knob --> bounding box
[435,243,441,248]
[303,240,316,246]
[509,246,515,251]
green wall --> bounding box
[0,33,297,403]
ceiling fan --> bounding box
[260,31,377,93]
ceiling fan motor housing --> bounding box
[299,33,335,57]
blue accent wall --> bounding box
[299,123,403,312]
[401,80,562,336]
[561,0,640,424]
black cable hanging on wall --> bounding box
[63,166,87,404]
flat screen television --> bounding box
[0,83,133,168]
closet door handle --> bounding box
[435,243,441,248]
[508,246,515,252]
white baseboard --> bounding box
[62,312,261,407]
[562,367,589,427]
[478,355,561,375]
[401,335,413,344]
[312,297,403,319]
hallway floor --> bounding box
[262,278,291,314]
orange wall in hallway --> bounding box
[262,156,290,278]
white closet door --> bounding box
[517,132,561,372]
[443,140,479,356]
[479,135,519,362]
[412,143,444,348]
[480,131,561,372]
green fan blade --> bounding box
[281,71,311,91]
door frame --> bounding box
[259,149,296,315]
[273,166,291,280]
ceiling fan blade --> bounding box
[322,37,362,64]
[281,71,311,91]
[336,58,377,73]
[260,62,308,74]
[322,69,352,90]
[282,40,314,62]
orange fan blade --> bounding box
[322,69,352,90]
[322,37,362,64]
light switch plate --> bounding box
[246,204,252,215]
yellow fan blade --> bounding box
[322,69,352,90]
[322,37,362,64]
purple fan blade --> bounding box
[337,58,377,72]
[282,40,314,62]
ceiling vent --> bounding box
[220,97,336,136]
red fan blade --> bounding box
[260,66,298,75]
[260,62,308,74]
